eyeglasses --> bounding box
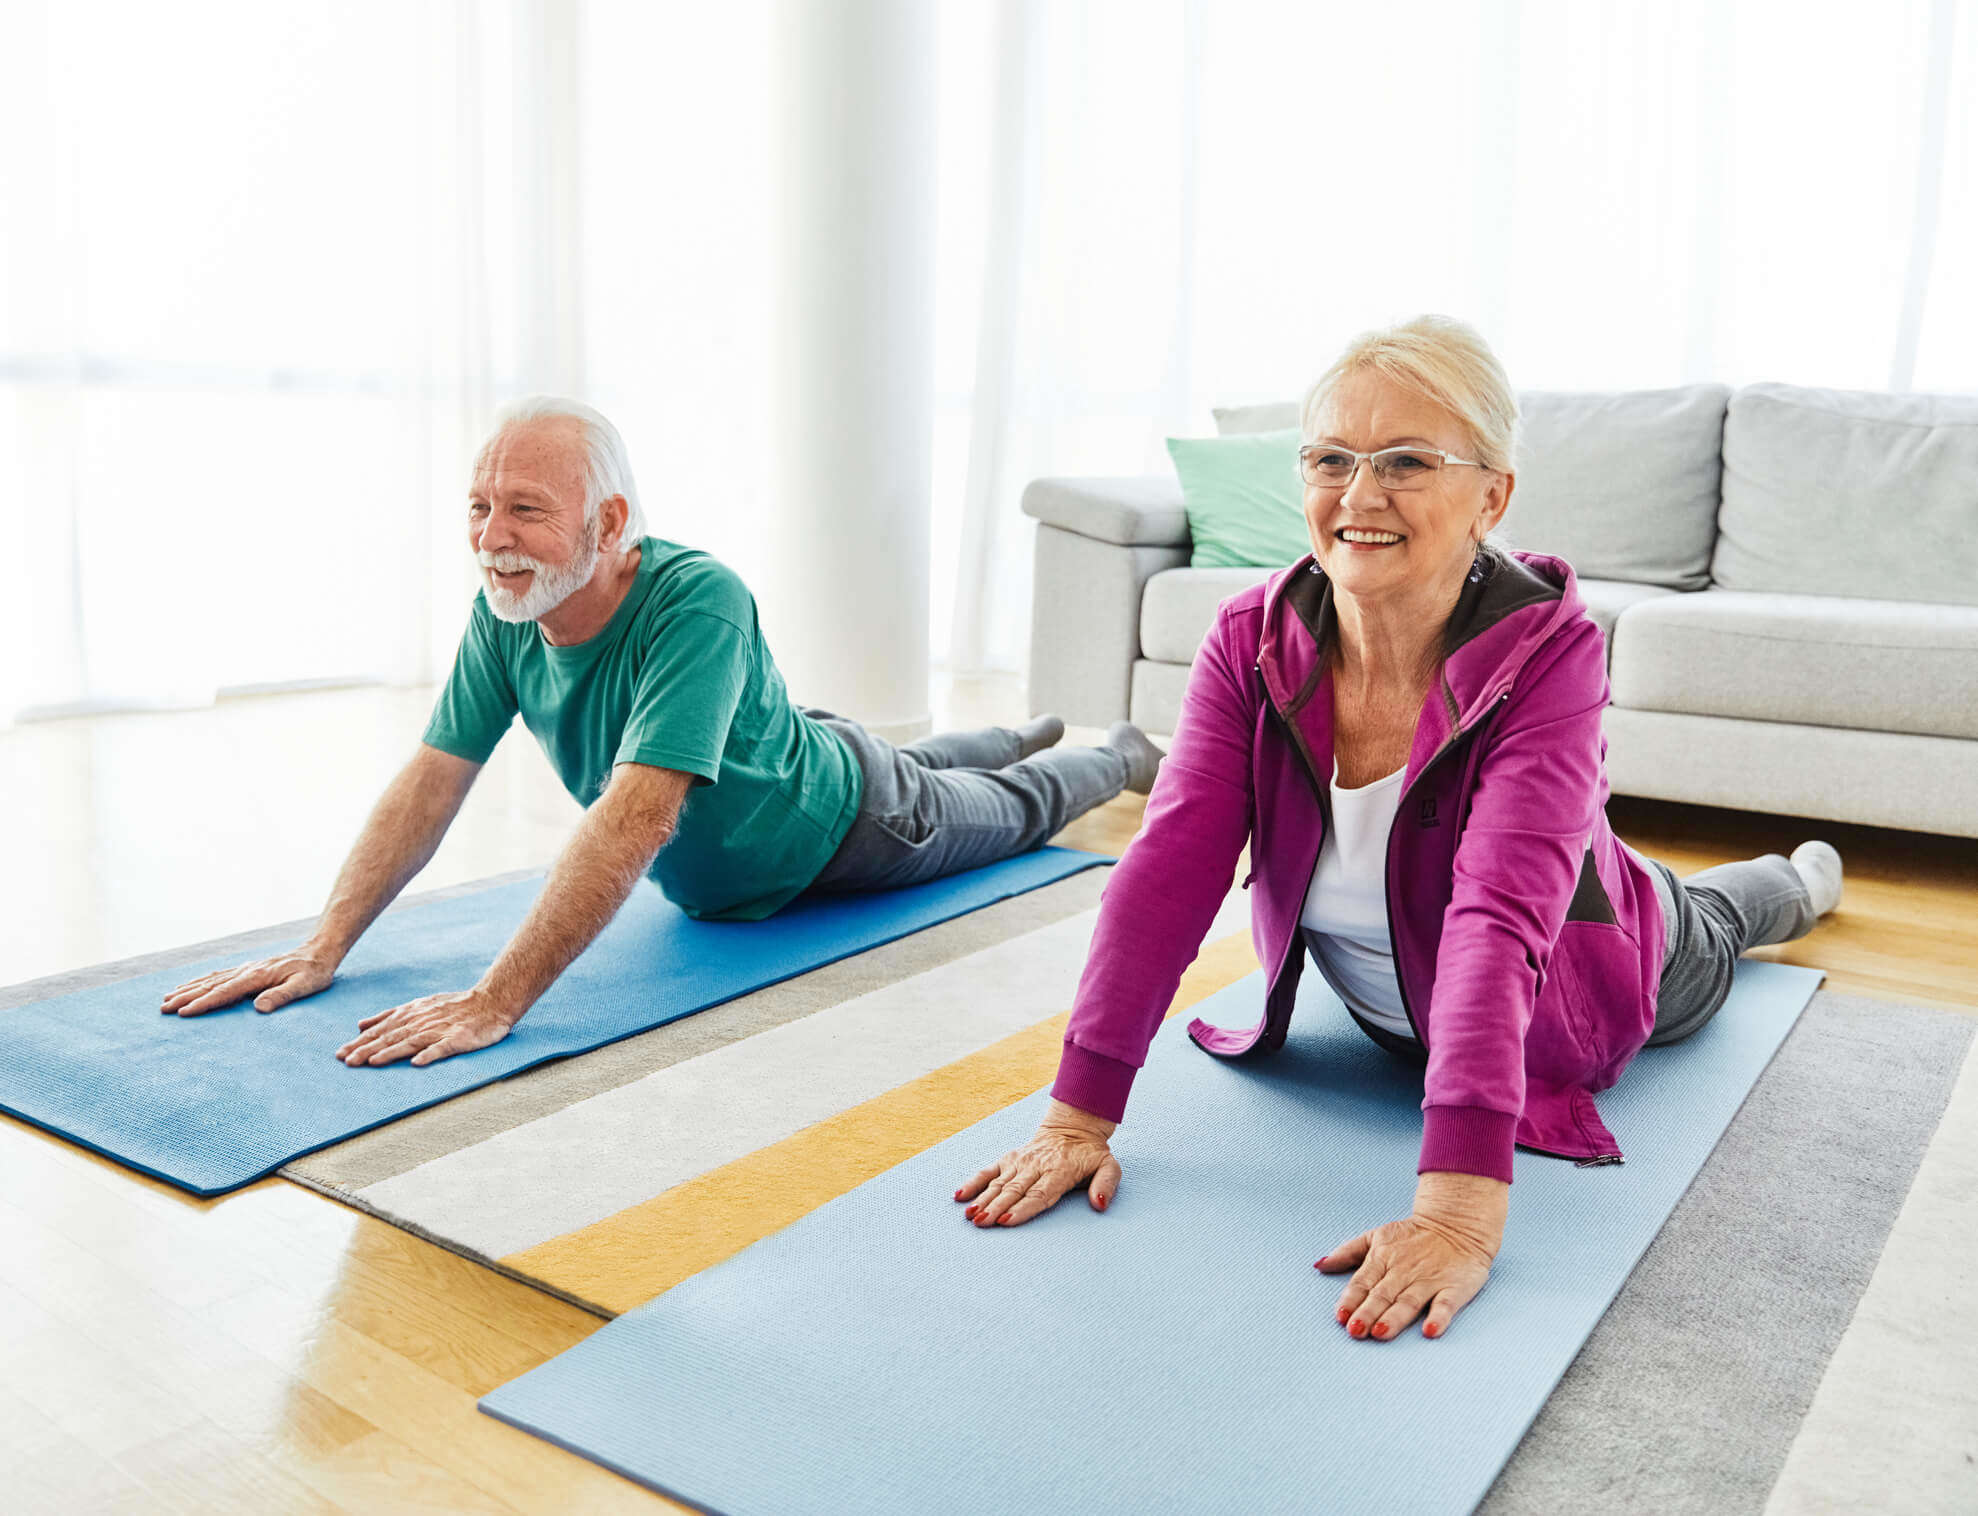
[1299,444,1484,491]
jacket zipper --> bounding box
[1377,691,1510,1048]
[1256,638,1619,1168]
[1259,661,1511,1052]
[1257,665,1329,1006]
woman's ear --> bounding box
[1480,468,1514,537]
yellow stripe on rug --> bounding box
[504,926,1261,1315]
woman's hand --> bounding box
[954,1098,1121,1227]
[1315,1170,1509,1341]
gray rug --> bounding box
[1482,992,1973,1513]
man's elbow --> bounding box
[603,765,692,864]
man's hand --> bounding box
[160,948,339,1017]
[158,744,482,1028]
[334,988,519,1067]
[1315,1170,1509,1341]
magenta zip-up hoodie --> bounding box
[1051,550,1667,1183]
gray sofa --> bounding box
[1023,382,1978,838]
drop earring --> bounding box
[1467,538,1485,583]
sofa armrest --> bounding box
[1021,476,1191,548]
[1028,522,1191,727]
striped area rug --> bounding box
[11,867,1973,1510]
[282,870,1256,1313]
[278,874,1977,1513]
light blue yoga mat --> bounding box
[482,957,1824,1516]
[0,847,1110,1196]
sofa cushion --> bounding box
[1131,658,1190,736]
[1575,578,1681,666]
[1139,566,1274,665]
[1216,387,1729,591]
[1608,590,1978,742]
[1498,387,1729,591]
[1165,430,1310,568]
[1213,400,1300,436]
[1713,382,1978,607]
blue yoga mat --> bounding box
[482,957,1823,1516]
[0,847,1110,1196]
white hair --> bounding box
[484,395,648,553]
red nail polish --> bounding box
[1425,1322,1440,1338]
[1350,1321,1365,1338]
[954,1189,964,1200]
[1316,1255,1329,1268]
[1372,1323,1387,1339]
[964,1206,977,1218]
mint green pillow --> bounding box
[1166,428,1311,569]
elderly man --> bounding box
[159,397,1163,1066]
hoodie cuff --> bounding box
[1418,1104,1518,1185]
[1050,1041,1138,1125]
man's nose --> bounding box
[475,510,516,553]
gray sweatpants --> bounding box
[1643,852,1818,1045]
[1326,850,1818,1063]
[803,711,1129,894]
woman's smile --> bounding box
[1337,526,1407,550]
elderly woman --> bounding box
[954,315,1844,1343]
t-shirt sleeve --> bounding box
[422,598,520,764]
[615,610,751,784]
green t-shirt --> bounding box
[422,537,864,921]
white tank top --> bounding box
[1299,758,1416,1040]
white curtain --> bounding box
[8,1,1972,716]
[934,0,1978,677]
[0,0,846,728]
[0,0,588,725]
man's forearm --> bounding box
[473,766,687,1019]
[310,749,478,961]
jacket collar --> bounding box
[1255,550,1582,786]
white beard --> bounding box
[478,519,600,623]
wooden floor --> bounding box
[1,681,1973,1512]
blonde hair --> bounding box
[1299,314,1519,475]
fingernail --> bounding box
[953,1189,965,1200]
[1316,1255,1329,1268]
[964,1206,977,1218]
[1095,1194,1107,1210]
[1336,1308,1348,1323]
[1424,1323,1440,1338]
[1372,1323,1388,1339]
[1349,1321,1366,1338]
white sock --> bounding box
[1790,840,1843,917]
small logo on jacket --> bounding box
[1419,797,1439,827]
